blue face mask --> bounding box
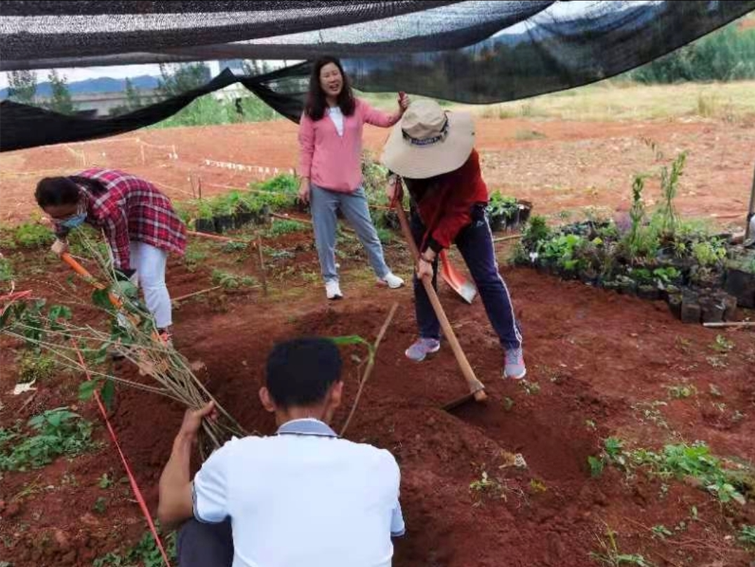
[60,212,87,229]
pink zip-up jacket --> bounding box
[298,98,401,193]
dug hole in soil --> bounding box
[2,247,754,566]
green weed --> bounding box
[710,335,735,354]
[602,439,752,505]
[666,384,698,400]
[93,524,177,567]
[212,269,257,290]
[14,223,55,248]
[590,526,655,567]
[93,496,108,515]
[0,257,14,283]
[0,407,95,471]
[651,525,672,540]
[16,350,57,384]
[98,473,114,489]
[266,220,308,238]
[738,525,755,547]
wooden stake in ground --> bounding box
[394,202,487,402]
[340,303,399,437]
[172,286,222,304]
[257,237,268,297]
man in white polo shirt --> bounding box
[158,337,405,567]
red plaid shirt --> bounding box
[57,168,186,270]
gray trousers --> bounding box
[310,184,390,283]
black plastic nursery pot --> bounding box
[235,210,254,227]
[518,201,533,225]
[195,218,217,233]
[699,297,725,324]
[489,214,506,232]
[724,269,755,309]
[637,285,661,301]
[214,215,235,233]
[681,294,702,324]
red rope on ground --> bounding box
[72,342,172,567]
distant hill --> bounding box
[0,75,160,99]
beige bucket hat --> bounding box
[381,99,475,179]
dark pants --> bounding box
[177,519,233,567]
[411,204,522,350]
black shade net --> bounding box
[1,0,753,152]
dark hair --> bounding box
[35,176,106,208]
[304,57,355,121]
[265,337,343,408]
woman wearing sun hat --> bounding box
[382,100,526,379]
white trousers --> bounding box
[129,242,172,329]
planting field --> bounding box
[1,80,755,567]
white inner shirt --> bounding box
[328,106,344,137]
[193,419,405,567]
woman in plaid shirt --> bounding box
[35,169,187,342]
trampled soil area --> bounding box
[1,229,754,566]
[1,116,754,226]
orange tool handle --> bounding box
[61,253,123,308]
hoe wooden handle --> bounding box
[394,201,486,402]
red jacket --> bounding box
[402,150,489,252]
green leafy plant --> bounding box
[709,335,734,354]
[183,246,208,272]
[222,241,249,253]
[666,384,698,399]
[656,152,686,238]
[212,269,257,290]
[624,175,659,260]
[487,193,519,219]
[99,473,114,489]
[607,440,752,505]
[14,222,55,248]
[0,407,94,471]
[590,527,655,567]
[588,456,605,478]
[0,256,14,283]
[691,239,727,267]
[502,397,515,412]
[521,215,550,251]
[469,469,506,504]
[16,350,57,383]
[540,234,587,271]
[738,525,755,547]
[266,219,308,238]
[94,523,177,567]
[93,496,108,514]
[651,525,672,540]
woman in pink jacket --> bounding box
[298,57,408,300]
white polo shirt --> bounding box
[192,418,405,567]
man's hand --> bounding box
[51,238,68,256]
[298,178,311,204]
[178,401,217,441]
[416,255,434,280]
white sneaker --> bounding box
[325,280,343,300]
[379,273,405,289]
